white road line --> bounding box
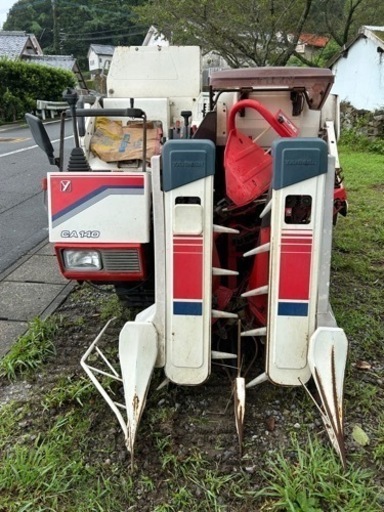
[0,135,74,158]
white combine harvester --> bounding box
[27,45,348,468]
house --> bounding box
[296,33,329,60]
[0,31,43,59]
[328,26,384,111]
[87,44,115,77]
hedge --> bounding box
[0,58,76,123]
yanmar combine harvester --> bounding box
[27,46,348,468]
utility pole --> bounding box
[52,0,60,54]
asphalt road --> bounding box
[0,119,73,274]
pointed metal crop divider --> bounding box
[305,327,348,468]
[234,321,246,456]
[119,321,158,469]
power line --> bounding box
[61,29,147,42]
[63,24,147,37]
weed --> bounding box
[345,379,378,414]
[0,317,58,380]
[99,294,125,321]
[0,403,22,449]
[373,411,384,468]
[259,434,381,512]
[42,375,95,411]
[339,129,384,155]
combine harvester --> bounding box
[27,45,348,468]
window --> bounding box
[284,195,312,224]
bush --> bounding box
[339,129,384,155]
[0,57,76,122]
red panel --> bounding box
[173,236,203,300]
[50,174,144,216]
[279,244,312,300]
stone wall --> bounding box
[340,102,384,138]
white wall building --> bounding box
[329,26,384,111]
[87,44,115,77]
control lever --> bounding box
[181,110,192,139]
[63,88,80,148]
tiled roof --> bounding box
[0,31,42,59]
[299,34,330,48]
[23,54,76,71]
[89,44,115,56]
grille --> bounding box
[100,249,141,272]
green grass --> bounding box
[42,375,95,411]
[0,149,383,510]
[0,392,135,511]
[0,317,58,380]
[371,410,384,469]
[331,151,384,361]
[260,434,380,512]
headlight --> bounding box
[62,250,102,270]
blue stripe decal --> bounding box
[278,302,308,316]
[52,185,144,222]
[173,301,202,316]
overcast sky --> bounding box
[0,0,16,28]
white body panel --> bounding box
[108,46,201,99]
[47,172,151,243]
[266,165,330,385]
[164,177,214,385]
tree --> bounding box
[4,0,53,50]
[135,0,314,67]
[313,0,384,47]
[3,0,147,69]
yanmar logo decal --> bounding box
[60,180,72,192]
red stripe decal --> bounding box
[281,238,312,245]
[173,236,203,300]
[279,237,312,301]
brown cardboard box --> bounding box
[90,117,161,163]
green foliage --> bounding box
[260,434,381,511]
[134,0,314,67]
[4,0,147,69]
[339,129,384,155]
[312,0,384,47]
[321,38,343,64]
[0,58,75,122]
[0,317,58,379]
